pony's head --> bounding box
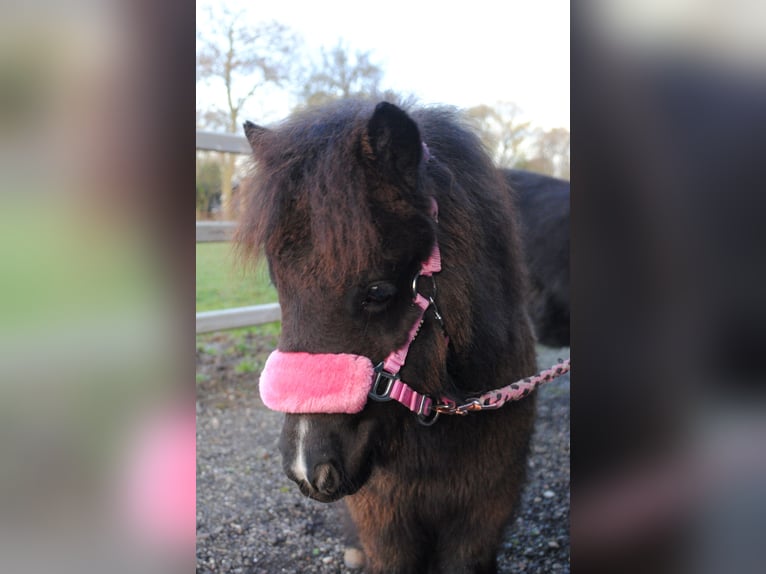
[236,101,449,501]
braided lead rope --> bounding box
[478,358,571,407]
[436,358,571,415]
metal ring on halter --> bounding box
[417,408,440,426]
[411,273,421,300]
[412,273,438,300]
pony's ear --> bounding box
[365,102,422,187]
[243,121,269,154]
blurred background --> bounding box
[1,0,765,572]
[572,1,766,573]
[0,1,193,572]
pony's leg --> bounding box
[358,527,429,574]
[356,513,502,574]
[343,546,365,570]
[337,501,365,570]
[430,553,498,574]
[346,498,430,574]
[428,507,512,574]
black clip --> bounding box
[368,363,398,401]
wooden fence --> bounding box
[196,131,281,334]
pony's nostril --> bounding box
[312,462,340,495]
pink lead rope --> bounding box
[433,359,571,417]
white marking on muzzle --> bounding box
[292,417,310,483]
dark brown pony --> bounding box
[236,99,537,573]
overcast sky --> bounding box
[196,0,570,130]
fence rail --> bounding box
[196,131,279,333]
[196,303,281,334]
[196,131,251,154]
[196,221,236,243]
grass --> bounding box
[1,202,159,332]
[196,242,281,341]
[234,358,260,374]
[196,242,277,311]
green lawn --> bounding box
[196,242,281,340]
[196,242,277,311]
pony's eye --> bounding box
[362,282,397,309]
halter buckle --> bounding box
[368,363,398,401]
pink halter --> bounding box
[259,198,442,419]
[258,195,570,425]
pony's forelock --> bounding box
[235,100,412,287]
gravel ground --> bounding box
[196,332,570,573]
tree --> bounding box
[521,127,570,179]
[196,5,299,218]
[196,155,222,219]
[466,102,533,168]
[298,40,384,108]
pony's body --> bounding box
[237,99,537,573]
[505,169,570,348]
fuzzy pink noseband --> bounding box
[259,351,375,414]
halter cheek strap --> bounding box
[367,197,442,420]
[381,222,441,375]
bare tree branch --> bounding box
[196,5,301,218]
[298,40,384,108]
[467,102,533,168]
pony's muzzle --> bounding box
[291,459,344,502]
[280,414,351,503]
[310,461,341,498]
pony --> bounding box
[504,169,570,348]
[236,99,539,573]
